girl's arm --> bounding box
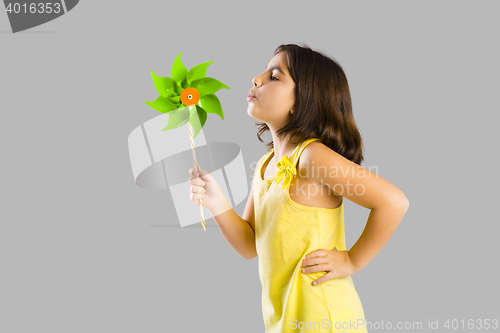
[209,196,258,260]
[302,142,410,272]
[189,156,264,260]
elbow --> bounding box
[394,196,409,213]
[243,252,258,260]
[392,191,409,211]
[380,194,409,213]
[401,195,410,211]
[395,196,410,218]
[381,195,409,210]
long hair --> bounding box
[254,43,364,165]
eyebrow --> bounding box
[266,66,285,75]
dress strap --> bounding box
[259,149,274,172]
[290,137,321,169]
[275,137,320,189]
[261,149,273,167]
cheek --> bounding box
[288,86,295,102]
[272,89,290,104]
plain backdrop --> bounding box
[1,1,498,332]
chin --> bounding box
[248,105,270,123]
[247,105,257,117]
[247,108,262,122]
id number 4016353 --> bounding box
[443,319,498,330]
[5,2,62,14]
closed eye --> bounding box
[271,75,278,81]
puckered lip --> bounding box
[248,90,256,98]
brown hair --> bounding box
[254,43,364,165]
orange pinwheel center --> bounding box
[180,87,200,106]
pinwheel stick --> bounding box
[188,120,207,231]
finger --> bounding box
[301,257,327,267]
[190,185,206,194]
[304,250,327,261]
[190,192,206,204]
[301,263,331,274]
[190,192,206,199]
[189,177,205,186]
[312,272,336,286]
[188,176,205,186]
[189,167,200,177]
[196,166,209,176]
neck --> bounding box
[269,127,298,162]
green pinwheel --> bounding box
[145,52,230,138]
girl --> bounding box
[189,43,409,333]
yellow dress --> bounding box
[254,137,368,333]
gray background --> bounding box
[1,1,498,332]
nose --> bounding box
[252,75,261,87]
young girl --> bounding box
[189,43,409,333]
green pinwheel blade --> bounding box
[151,71,177,98]
[191,77,230,97]
[168,95,181,104]
[162,106,190,131]
[173,82,184,95]
[145,96,179,113]
[199,94,224,120]
[186,61,214,85]
[189,105,208,139]
[196,105,208,128]
[171,52,188,87]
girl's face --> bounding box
[247,52,296,128]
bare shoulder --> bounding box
[298,141,339,176]
[305,141,329,152]
[300,140,409,210]
[304,140,338,157]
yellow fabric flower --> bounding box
[275,154,297,189]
